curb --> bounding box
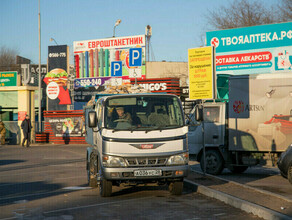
[184,179,291,220]
[192,169,292,203]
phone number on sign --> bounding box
[75,78,103,87]
[49,52,66,58]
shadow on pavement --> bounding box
[0,181,70,206]
[0,160,25,166]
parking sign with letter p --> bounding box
[111,61,122,77]
[129,48,142,67]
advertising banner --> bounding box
[206,22,292,75]
[29,65,47,87]
[47,117,83,137]
[0,71,17,87]
[45,45,71,110]
[73,35,146,81]
[129,78,180,96]
[188,46,215,100]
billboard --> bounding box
[73,35,146,81]
[45,45,71,110]
[206,22,292,75]
[188,47,216,100]
[0,71,17,87]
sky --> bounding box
[0,0,276,64]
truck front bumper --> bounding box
[102,165,189,181]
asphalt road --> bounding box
[0,144,261,220]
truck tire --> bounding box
[98,161,112,197]
[228,165,248,174]
[100,178,112,197]
[88,154,98,188]
[169,181,183,195]
[200,150,224,175]
[288,165,292,184]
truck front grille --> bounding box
[125,157,168,167]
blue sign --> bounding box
[205,22,292,75]
[129,48,142,67]
[111,61,122,77]
[206,22,292,53]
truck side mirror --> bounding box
[88,111,97,128]
[195,104,204,122]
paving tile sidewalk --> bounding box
[186,171,292,218]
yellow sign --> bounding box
[188,46,215,100]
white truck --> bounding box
[85,93,189,197]
[188,73,292,175]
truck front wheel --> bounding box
[169,181,183,195]
[200,150,224,175]
[98,161,112,197]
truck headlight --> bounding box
[102,155,127,167]
[166,153,189,165]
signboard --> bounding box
[73,35,146,79]
[130,78,180,96]
[129,48,142,67]
[47,117,83,137]
[45,45,71,110]
[111,61,123,76]
[0,71,17,87]
[74,76,125,89]
[46,82,60,100]
[188,47,215,100]
[206,22,292,75]
[29,65,47,86]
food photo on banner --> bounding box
[44,45,71,110]
[46,117,83,137]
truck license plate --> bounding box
[134,170,162,177]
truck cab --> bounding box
[85,93,189,197]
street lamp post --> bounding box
[50,38,58,45]
[38,0,41,133]
[113,19,122,37]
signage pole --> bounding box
[38,0,42,132]
[202,101,206,175]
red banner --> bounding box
[216,51,272,66]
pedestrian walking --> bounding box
[21,114,32,147]
[0,119,6,145]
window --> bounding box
[104,95,184,130]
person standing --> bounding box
[21,114,32,147]
[0,119,6,145]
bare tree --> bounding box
[0,46,17,66]
[205,0,276,30]
[278,0,292,22]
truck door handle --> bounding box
[213,135,218,139]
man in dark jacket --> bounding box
[21,114,32,147]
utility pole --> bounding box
[38,0,42,132]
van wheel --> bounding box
[88,154,97,188]
[98,161,112,197]
[200,150,224,175]
[169,181,183,195]
[288,165,292,184]
[228,165,248,174]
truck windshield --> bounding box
[104,95,184,130]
